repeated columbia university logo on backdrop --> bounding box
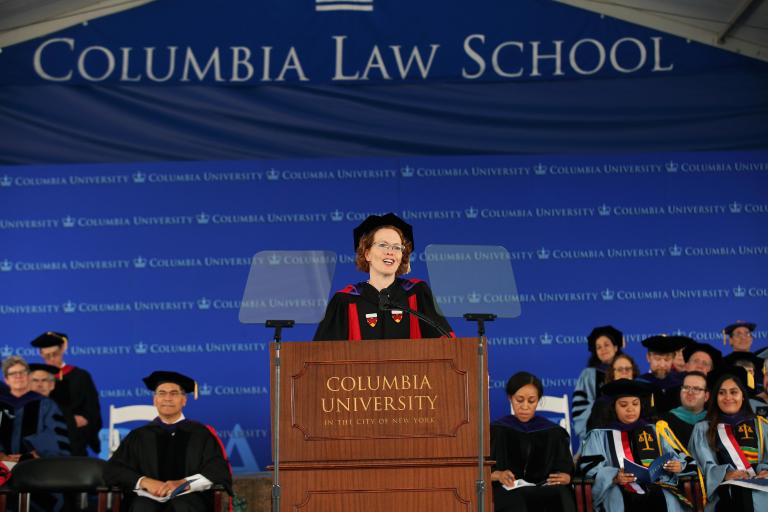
[1,156,766,191]
[1,201,767,231]
[0,340,267,356]
[2,242,767,274]
[485,330,764,349]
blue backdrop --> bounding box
[1,0,767,473]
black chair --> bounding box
[9,456,113,512]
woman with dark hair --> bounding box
[581,379,690,512]
[572,326,624,443]
[313,213,454,341]
[688,367,768,511]
[587,354,642,431]
[490,371,575,512]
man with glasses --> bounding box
[30,331,102,456]
[682,341,722,375]
[105,371,232,511]
[658,371,709,446]
[0,356,70,461]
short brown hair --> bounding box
[2,355,29,377]
[355,225,412,275]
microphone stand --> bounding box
[464,313,496,512]
[267,319,294,512]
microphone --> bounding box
[379,290,452,338]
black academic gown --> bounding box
[490,415,576,512]
[313,278,454,341]
[637,372,682,414]
[50,365,102,455]
[104,419,232,512]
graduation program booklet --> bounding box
[622,453,674,485]
[720,478,768,493]
[135,478,195,502]
[502,479,537,491]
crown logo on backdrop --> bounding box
[733,285,746,298]
[0,345,14,358]
[134,341,148,354]
[537,247,550,260]
[465,207,478,219]
[196,212,210,224]
[533,163,547,176]
[601,288,615,301]
[266,168,280,181]
[268,253,282,265]
[669,244,682,257]
[330,210,344,221]
[0,259,12,272]
[665,161,679,173]
[197,297,211,310]
[199,383,213,396]
[62,300,77,313]
[467,291,481,304]
[62,216,76,228]
[400,165,414,178]
[132,171,146,184]
[540,332,553,345]
[0,175,12,187]
[598,204,611,216]
[133,256,147,269]
[729,202,743,214]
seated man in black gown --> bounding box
[104,371,232,512]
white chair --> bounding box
[510,393,572,436]
[108,404,157,457]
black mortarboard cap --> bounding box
[683,342,723,366]
[353,213,414,251]
[28,363,61,375]
[600,378,654,400]
[722,351,763,370]
[30,331,68,348]
[587,325,624,353]
[641,335,688,354]
[706,365,755,395]
[143,371,197,397]
[723,321,756,337]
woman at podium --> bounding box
[490,371,576,512]
[313,213,454,341]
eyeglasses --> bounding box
[731,332,752,339]
[613,366,633,373]
[372,242,405,253]
[155,390,185,398]
[6,370,29,378]
[681,385,706,394]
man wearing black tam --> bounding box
[314,213,454,341]
[104,371,232,511]
[636,335,690,414]
[30,331,102,456]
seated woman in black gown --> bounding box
[490,371,576,512]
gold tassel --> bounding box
[651,393,655,408]
[194,381,199,400]
[747,372,755,390]
[723,330,727,346]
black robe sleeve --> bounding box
[313,292,349,341]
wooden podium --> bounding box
[270,337,491,511]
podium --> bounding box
[270,337,491,511]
